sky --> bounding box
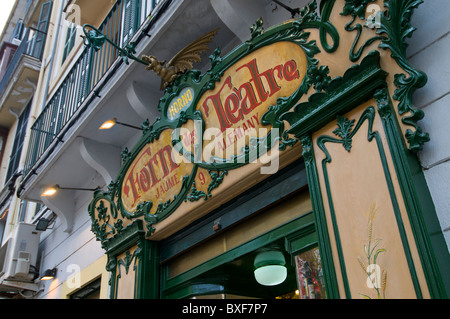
[0,0,16,36]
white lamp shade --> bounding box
[254,264,287,286]
[253,250,287,286]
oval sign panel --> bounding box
[167,87,195,120]
[196,41,307,161]
[120,129,193,213]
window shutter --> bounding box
[31,1,53,59]
[62,24,77,63]
[122,0,139,45]
[6,102,31,182]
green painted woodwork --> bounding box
[376,0,429,153]
[161,212,316,299]
[282,50,387,138]
[316,105,422,298]
[341,0,385,62]
[300,135,340,299]
[374,88,448,298]
[135,240,160,299]
[405,153,450,297]
[103,220,159,299]
[290,85,447,298]
[160,158,308,263]
[282,46,445,298]
[340,0,429,152]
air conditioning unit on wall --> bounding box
[0,223,41,292]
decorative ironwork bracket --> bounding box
[81,24,149,66]
[272,0,301,18]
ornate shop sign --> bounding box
[88,0,429,248]
[88,11,326,244]
[86,0,447,300]
[121,130,189,213]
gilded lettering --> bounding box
[123,145,181,207]
[203,58,300,133]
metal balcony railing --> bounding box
[0,27,46,97]
[23,0,168,176]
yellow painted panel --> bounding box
[60,255,110,299]
[312,102,430,299]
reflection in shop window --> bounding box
[295,247,326,299]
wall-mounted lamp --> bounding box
[35,218,51,231]
[35,213,56,231]
[254,250,287,286]
[40,268,57,281]
[41,184,99,197]
[99,118,142,131]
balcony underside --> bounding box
[0,55,40,128]
[65,0,116,27]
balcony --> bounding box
[0,28,45,128]
[23,0,169,175]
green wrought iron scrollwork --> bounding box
[88,190,120,248]
[332,116,356,152]
[82,24,149,66]
[184,169,228,203]
[185,182,208,202]
[307,65,332,92]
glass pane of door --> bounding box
[294,247,326,299]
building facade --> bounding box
[0,0,448,299]
[0,0,52,298]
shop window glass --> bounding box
[295,247,326,299]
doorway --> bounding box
[189,244,325,299]
[161,211,326,299]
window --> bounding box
[33,202,44,219]
[62,23,77,63]
[0,128,8,170]
[30,1,52,59]
[69,277,101,299]
[17,200,27,223]
[294,247,326,299]
[0,208,8,244]
[6,101,31,183]
[10,19,24,42]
